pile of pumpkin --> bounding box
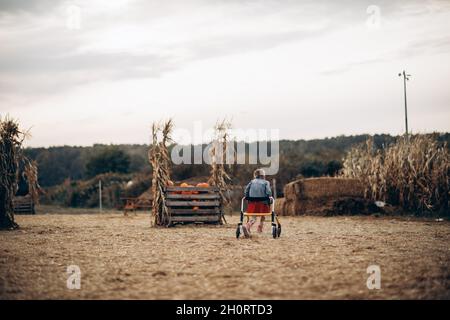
[168,181,211,210]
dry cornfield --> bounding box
[342,134,449,215]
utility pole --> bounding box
[398,70,411,137]
[98,180,102,212]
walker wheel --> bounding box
[277,225,282,238]
[272,226,277,239]
[236,226,241,239]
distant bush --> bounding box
[86,147,130,177]
[299,160,343,177]
[41,173,133,208]
[121,174,151,198]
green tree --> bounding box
[300,161,326,177]
[86,147,130,177]
[326,160,343,176]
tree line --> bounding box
[24,133,450,195]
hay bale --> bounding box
[284,177,364,201]
[283,181,302,199]
[326,197,380,216]
[274,197,312,216]
[277,179,400,216]
[296,198,333,216]
[280,177,365,216]
[274,197,285,215]
[283,198,303,216]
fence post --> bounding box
[272,178,277,199]
[99,180,102,212]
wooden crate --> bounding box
[13,195,35,215]
[163,186,223,226]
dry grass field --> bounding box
[0,208,449,300]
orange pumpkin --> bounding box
[181,183,194,195]
[166,180,177,194]
[196,182,209,188]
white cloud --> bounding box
[0,0,449,146]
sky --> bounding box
[1,0,449,147]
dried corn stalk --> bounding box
[342,134,449,214]
[148,120,173,226]
[0,117,39,229]
[23,160,40,205]
[208,119,233,222]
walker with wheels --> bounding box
[236,196,281,239]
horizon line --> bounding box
[23,131,449,149]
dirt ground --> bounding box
[1,209,449,299]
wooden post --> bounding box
[99,180,102,212]
[272,178,277,199]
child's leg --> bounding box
[242,217,257,238]
[257,216,265,233]
[246,217,257,230]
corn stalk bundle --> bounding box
[23,160,40,205]
[208,119,233,221]
[342,134,449,214]
[342,138,381,200]
[0,117,39,229]
[148,120,173,226]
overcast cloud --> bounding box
[1,0,449,146]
